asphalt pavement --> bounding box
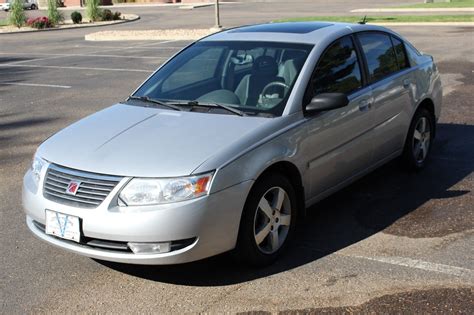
[0,1,473,313]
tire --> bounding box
[234,173,298,267]
[31,4,37,9]
[402,107,435,171]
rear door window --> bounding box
[358,32,399,83]
[312,36,363,95]
[391,36,409,70]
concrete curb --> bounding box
[0,14,139,35]
[179,4,213,10]
[84,22,474,41]
[351,8,474,13]
[85,28,217,41]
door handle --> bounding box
[403,79,411,88]
[358,99,372,111]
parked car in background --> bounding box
[1,0,38,11]
[23,22,442,267]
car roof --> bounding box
[202,22,399,44]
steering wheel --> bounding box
[259,81,290,108]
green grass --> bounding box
[398,0,474,9]
[0,19,8,27]
[276,15,474,23]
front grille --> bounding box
[43,164,122,208]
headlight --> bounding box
[31,155,46,186]
[119,172,214,206]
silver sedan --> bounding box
[23,22,442,266]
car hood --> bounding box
[38,104,271,177]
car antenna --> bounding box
[358,15,367,24]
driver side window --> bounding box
[312,36,362,96]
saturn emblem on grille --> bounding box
[65,180,81,195]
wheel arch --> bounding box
[415,98,436,138]
[251,160,306,217]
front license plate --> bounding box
[45,210,81,243]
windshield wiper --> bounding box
[187,100,246,117]
[127,95,182,111]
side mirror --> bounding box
[305,93,349,114]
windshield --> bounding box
[133,41,313,117]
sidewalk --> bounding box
[85,21,474,41]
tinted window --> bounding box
[405,42,420,66]
[312,36,362,95]
[162,47,224,92]
[229,22,332,34]
[358,33,399,82]
[392,37,409,70]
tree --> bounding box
[48,0,64,26]
[8,0,26,28]
[86,0,101,22]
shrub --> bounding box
[100,9,121,21]
[112,11,121,20]
[8,0,26,28]
[27,16,52,29]
[47,0,64,25]
[71,11,82,24]
[86,0,101,22]
[101,9,113,21]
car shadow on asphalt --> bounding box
[97,122,473,286]
[0,62,35,87]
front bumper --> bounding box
[23,167,253,265]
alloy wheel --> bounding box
[253,187,292,254]
[412,116,431,164]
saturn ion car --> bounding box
[23,22,442,266]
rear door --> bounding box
[356,32,415,163]
[303,35,375,200]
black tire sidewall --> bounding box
[403,108,434,170]
[235,173,298,266]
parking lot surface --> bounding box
[1,2,473,313]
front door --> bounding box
[302,35,375,202]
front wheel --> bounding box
[30,4,37,9]
[234,173,297,266]
[402,108,435,170]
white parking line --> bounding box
[347,254,474,278]
[2,55,72,65]
[75,45,185,50]
[0,82,71,89]
[0,52,169,60]
[86,39,183,54]
[0,64,154,73]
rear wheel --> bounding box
[402,108,434,170]
[30,4,37,9]
[234,173,297,266]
